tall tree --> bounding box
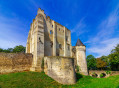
[13,45,25,53]
[86,55,97,70]
[0,48,3,52]
[96,58,107,70]
[108,44,119,70]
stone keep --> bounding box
[26,8,88,76]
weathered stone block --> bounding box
[44,56,76,85]
[0,53,33,74]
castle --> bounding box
[26,8,88,76]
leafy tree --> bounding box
[108,44,119,70]
[100,56,110,69]
[96,58,107,70]
[0,48,3,52]
[13,45,25,53]
[108,53,119,70]
[86,55,97,70]
[111,44,119,53]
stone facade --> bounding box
[26,8,88,76]
[0,53,33,74]
[44,56,76,84]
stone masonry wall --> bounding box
[44,56,76,85]
[0,53,33,74]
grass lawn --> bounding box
[0,72,119,88]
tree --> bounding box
[108,44,119,71]
[111,44,119,53]
[0,48,3,52]
[96,58,107,70]
[86,55,97,70]
[13,45,25,53]
[100,56,110,69]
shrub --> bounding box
[92,72,97,78]
[100,73,104,78]
[105,71,111,75]
[76,66,80,72]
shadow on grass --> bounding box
[116,86,119,88]
[76,73,83,81]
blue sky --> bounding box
[0,0,119,57]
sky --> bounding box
[0,0,119,57]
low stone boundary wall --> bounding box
[44,56,76,85]
[0,53,33,74]
[89,70,119,78]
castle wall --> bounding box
[44,19,53,56]
[56,22,64,56]
[44,56,76,84]
[0,53,33,74]
[65,28,71,57]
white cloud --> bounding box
[86,4,119,57]
[71,17,88,36]
[0,15,28,49]
[87,38,119,57]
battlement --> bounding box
[37,8,46,17]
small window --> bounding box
[50,30,53,34]
[66,36,68,41]
[59,28,60,31]
[39,37,43,44]
[63,30,64,32]
[68,45,70,50]
[50,41,53,47]
[52,25,53,28]
[59,44,62,49]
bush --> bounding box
[106,71,111,75]
[92,72,97,78]
[76,66,80,72]
[100,73,104,78]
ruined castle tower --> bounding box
[75,39,88,75]
[26,8,72,71]
[26,8,45,71]
[26,8,88,75]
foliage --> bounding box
[0,48,3,52]
[86,55,97,70]
[0,72,119,88]
[96,58,107,70]
[0,45,25,53]
[100,73,104,78]
[76,66,80,72]
[108,44,119,71]
[13,45,25,53]
[111,44,119,53]
[92,72,97,78]
[105,71,111,75]
[86,44,119,71]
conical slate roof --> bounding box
[75,38,85,46]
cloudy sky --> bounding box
[0,0,119,57]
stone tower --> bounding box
[26,8,45,71]
[75,39,88,75]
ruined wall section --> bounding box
[0,53,33,74]
[56,22,64,56]
[44,16,54,56]
[44,56,76,84]
[65,28,72,57]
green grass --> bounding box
[0,72,119,88]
